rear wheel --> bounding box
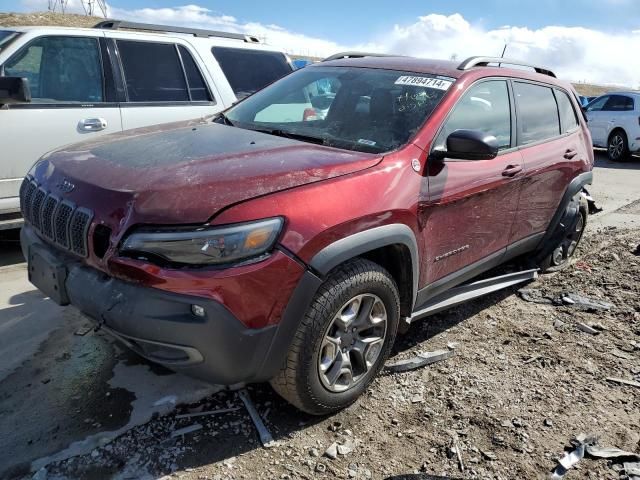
[270,258,400,415]
[608,130,630,162]
[539,195,588,272]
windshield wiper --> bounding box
[251,128,327,146]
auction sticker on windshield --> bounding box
[394,76,452,90]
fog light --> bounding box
[191,304,206,317]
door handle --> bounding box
[501,164,522,177]
[564,149,578,159]
[79,118,107,132]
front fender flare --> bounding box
[309,223,419,309]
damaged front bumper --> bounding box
[20,225,299,386]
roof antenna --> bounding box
[499,43,507,68]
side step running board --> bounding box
[410,268,538,322]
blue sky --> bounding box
[4,0,640,85]
[5,0,639,43]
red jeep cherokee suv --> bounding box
[20,55,593,414]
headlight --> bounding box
[120,217,283,266]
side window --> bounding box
[586,95,608,112]
[435,80,512,151]
[514,82,560,145]
[177,45,213,102]
[555,90,579,133]
[4,36,103,103]
[603,95,634,111]
[212,47,291,99]
[117,40,188,102]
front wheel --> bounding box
[270,258,400,415]
[608,130,630,162]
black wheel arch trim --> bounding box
[535,170,592,256]
[309,223,419,308]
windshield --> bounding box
[225,66,453,153]
[0,30,19,51]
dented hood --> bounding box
[33,121,381,227]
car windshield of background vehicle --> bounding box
[225,66,453,154]
[0,30,19,51]
[211,47,292,99]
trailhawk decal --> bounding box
[394,76,453,90]
[435,244,470,262]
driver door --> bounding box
[0,34,122,215]
[422,79,523,284]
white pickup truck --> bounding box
[0,20,294,229]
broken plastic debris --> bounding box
[170,423,202,438]
[552,433,640,478]
[518,288,554,305]
[552,442,585,478]
[606,377,640,389]
[585,445,640,460]
[385,349,454,373]
[624,462,640,480]
[558,293,614,312]
[238,388,275,448]
[576,322,600,335]
[175,406,241,419]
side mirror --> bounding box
[0,77,31,105]
[434,129,499,161]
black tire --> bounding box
[539,194,588,272]
[607,130,630,162]
[270,258,400,415]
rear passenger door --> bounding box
[425,79,523,284]
[113,39,219,130]
[509,81,586,243]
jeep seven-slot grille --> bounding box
[20,176,93,257]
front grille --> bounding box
[19,175,93,257]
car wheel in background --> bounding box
[270,258,400,415]
[607,130,630,162]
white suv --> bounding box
[585,92,640,161]
[0,20,293,228]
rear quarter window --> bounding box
[555,90,579,133]
[514,82,560,145]
[212,47,291,99]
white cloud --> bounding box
[17,2,640,87]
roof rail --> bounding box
[458,56,556,78]
[94,20,261,43]
[323,51,401,62]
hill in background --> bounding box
[0,11,632,96]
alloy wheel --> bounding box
[551,211,585,266]
[318,294,388,393]
[608,134,625,160]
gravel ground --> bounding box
[33,225,640,480]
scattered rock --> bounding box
[324,442,338,460]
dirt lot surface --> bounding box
[23,223,634,480]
